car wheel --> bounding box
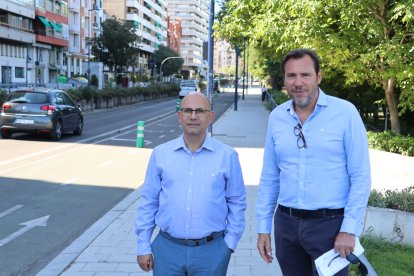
[0,129,12,139]
[51,120,62,140]
[73,118,83,135]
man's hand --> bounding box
[334,232,356,257]
[257,233,273,263]
[137,254,154,272]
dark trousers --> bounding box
[274,208,348,276]
[261,92,266,101]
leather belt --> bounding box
[279,205,344,219]
[159,230,225,247]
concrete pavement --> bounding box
[37,85,282,276]
[37,85,414,276]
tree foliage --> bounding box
[215,0,414,133]
[154,45,184,77]
[92,16,141,73]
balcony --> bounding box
[0,22,35,44]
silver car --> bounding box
[0,88,83,140]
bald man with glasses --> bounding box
[135,92,246,276]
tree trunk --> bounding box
[384,78,400,133]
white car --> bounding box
[179,79,198,98]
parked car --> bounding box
[0,88,83,140]
[179,79,198,98]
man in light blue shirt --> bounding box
[135,92,246,275]
[256,49,371,275]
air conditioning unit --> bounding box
[93,22,98,28]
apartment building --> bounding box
[167,16,181,55]
[104,0,168,76]
[166,0,209,77]
[0,0,36,84]
[0,0,103,86]
[214,39,236,76]
[66,0,104,79]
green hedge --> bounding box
[368,131,414,156]
[369,186,414,213]
[0,89,7,106]
[65,83,179,102]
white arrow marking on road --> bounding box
[0,205,23,219]
[0,215,50,247]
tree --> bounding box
[92,16,141,74]
[215,0,414,133]
[154,45,184,77]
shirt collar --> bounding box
[173,134,215,152]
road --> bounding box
[0,92,235,276]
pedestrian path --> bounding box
[37,85,283,275]
[37,85,414,276]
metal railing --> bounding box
[265,91,278,111]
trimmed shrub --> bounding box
[369,186,414,213]
[368,131,414,156]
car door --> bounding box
[54,91,74,130]
[62,92,80,130]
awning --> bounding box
[49,21,62,32]
[38,16,52,28]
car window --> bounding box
[62,93,75,107]
[54,92,66,105]
[7,91,48,104]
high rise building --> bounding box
[166,0,209,77]
[104,0,168,76]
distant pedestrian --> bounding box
[135,92,246,276]
[256,48,371,275]
[261,85,267,101]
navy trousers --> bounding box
[274,208,348,276]
[151,233,232,276]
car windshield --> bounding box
[181,82,196,87]
[7,92,49,104]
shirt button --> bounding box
[188,189,192,192]
[189,172,193,175]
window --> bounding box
[15,67,24,78]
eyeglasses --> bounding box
[294,123,307,148]
[328,253,368,276]
[180,108,210,117]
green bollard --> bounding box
[176,99,182,112]
[136,121,145,148]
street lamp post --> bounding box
[160,56,184,82]
[88,4,99,87]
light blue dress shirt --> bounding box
[256,89,371,236]
[135,134,246,255]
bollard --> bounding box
[176,99,182,112]
[136,121,145,148]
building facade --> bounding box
[214,39,236,76]
[104,0,168,76]
[0,0,102,85]
[0,0,36,85]
[166,0,209,77]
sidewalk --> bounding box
[37,86,414,276]
[38,85,282,276]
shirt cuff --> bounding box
[224,232,240,251]
[340,217,363,237]
[256,219,272,234]
[136,240,152,256]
